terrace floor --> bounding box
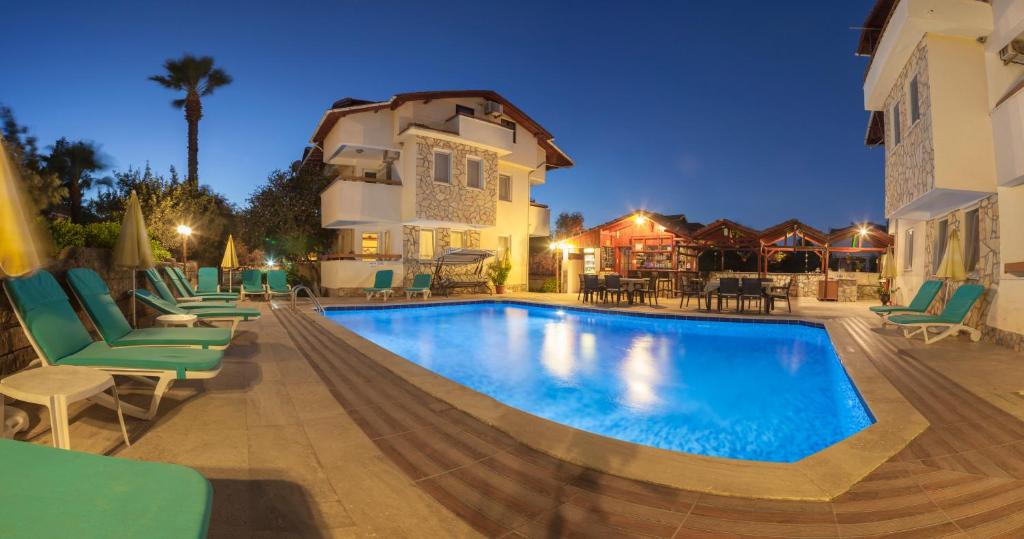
[10,294,1024,537]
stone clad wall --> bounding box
[885,39,935,216]
[415,135,497,226]
[401,226,484,294]
[0,247,178,376]
[708,271,881,300]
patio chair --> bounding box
[67,268,231,350]
[635,275,659,306]
[716,278,741,312]
[197,267,221,294]
[602,274,622,305]
[577,274,585,301]
[4,271,223,420]
[166,266,239,301]
[768,278,794,313]
[143,268,237,311]
[1,438,212,537]
[888,284,985,344]
[870,280,942,325]
[239,269,267,301]
[739,278,763,314]
[679,278,703,308]
[266,269,292,300]
[364,270,394,301]
[585,274,598,303]
[406,273,433,300]
[134,289,261,338]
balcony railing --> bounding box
[528,202,550,237]
[321,175,402,226]
[993,83,1024,188]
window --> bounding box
[497,235,511,260]
[419,229,434,259]
[909,76,920,124]
[891,101,902,146]
[338,229,355,254]
[361,232,379,255]
[934,219,948,271]
[964,209,980,273]
[904,229,914,270]
[501,119,517,143]
[450,231,464,249]
[499,174,512,202]
[467,157,483,189]
[363,170,377,179]
[433,151,451,184]
[455,104,474,116]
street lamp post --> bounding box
[176,225,193,264]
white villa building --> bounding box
[859,0,1024,350]
[301,90,573,295]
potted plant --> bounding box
[877,285,890,306]
[486,255,512,294]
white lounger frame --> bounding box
[4,287,221,421]
[366,289,394,302]
[894,321,982,344]
[406,288,431,300]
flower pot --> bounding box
[494,284,506,294]
[879,293,890,306]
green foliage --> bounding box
[554,211,584,240]
[50,218,85,251]
[83,222,120,249]
[1,104,67,214]
[240,164,333,264]
[150,238,172,261]
[486,255,513,286]
[539,277,559,293]
[45,137,110,223]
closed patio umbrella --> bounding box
[221,234,239,293]
[935,228,966,305]
[0,140,49,277]
[113,190,155,327]
[880,245,897,304]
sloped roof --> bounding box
[857,0,899,56]
[309,90,574,169]
[759,219,828,246]
[692,219,761,247]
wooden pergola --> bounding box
[691,219,762,272]
[758,219,830,275]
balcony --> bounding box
[993,83,1024,187]
[400,113,514,155]
[321,176,402,227]
[528,202,550,237]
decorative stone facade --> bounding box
[402,225,487,294]
[708,271,882,300]
[885,39,935,217]
[415,135,497,226]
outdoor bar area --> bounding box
[556,211,893,310]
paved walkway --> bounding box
[10,295,1024,537]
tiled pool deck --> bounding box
[13,294,1024,537]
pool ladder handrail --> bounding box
[290,285,325,314]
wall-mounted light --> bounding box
[634,214,646,225]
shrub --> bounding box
[485,255,513,286]
[539,277,558,293]
[83,221,121,249]
[150,238,172,261]
[50,218,85,251]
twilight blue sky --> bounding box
[3,0,881,231]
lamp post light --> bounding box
[176,224,193,264]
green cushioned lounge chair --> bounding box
[405,273,432,300]
[0,438,212,538]
[3,271,223,420]
[240,269,266,301]
[364,270,394,302]
[266,269,291,299]
[889,284,985,344]
[143,268,236,310]
[197,267,222,294]
[134,289,260,338]
[167,266,238,301]
[869,280,942,325]
[67,268,231,350]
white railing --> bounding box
[290,285,324,314]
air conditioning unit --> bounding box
[484,100,503,117]
[999,39,1024,65]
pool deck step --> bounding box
[276,307,1024,538]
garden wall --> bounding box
[0,247,191,376]
[707,271,882,301]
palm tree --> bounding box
[149,54,232,189]
[45,138,108,223]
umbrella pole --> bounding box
[131,270,137,328]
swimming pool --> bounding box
[325,302,874,462]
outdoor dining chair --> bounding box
[769,278,794,313]
[602,274,623,305]
[739,278,763,313]
[679,278,703,308]
[716,278,741,312]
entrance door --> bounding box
[618,247,631,275]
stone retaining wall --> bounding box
[708,271,882,301]
[0,247,188,376]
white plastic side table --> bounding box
[0,366,130,450]
[157,313,198,327]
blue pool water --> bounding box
[325,302,873,462]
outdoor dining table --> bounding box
[702,280,775,313]
[618,277,648,305]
